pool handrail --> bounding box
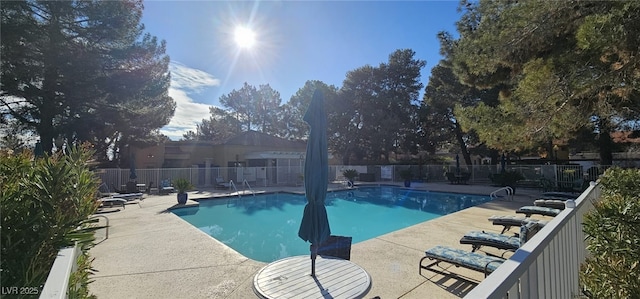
[229,180,241,198]
[490,186,513,201]
[242,179,256,196]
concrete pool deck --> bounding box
[89,183,550,298]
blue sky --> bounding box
[141,1,463,139]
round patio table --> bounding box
[253,255,371,299]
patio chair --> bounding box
[488,215,549,234]
[516,205,561,217]
[126,181,138,193]
[419,245,505,278]
[318,235,352,260]
[215,177,231,189]
[159,179,175,195]
[459,221,543,254]
[446,172,457,184]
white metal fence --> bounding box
[464,181,602,299]
[94,164,608,192]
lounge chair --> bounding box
[215,177,231,189]
[97,197,127,209]
[459,221,543,253]
[533,199,567,210]
[318,235,352,260]
[516,205,561,217]
[488,215,549,233]
[541,192,577,199]
[98,183,143,201]
[419,245,505,277]
[110,192,144,201]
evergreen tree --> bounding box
[1,0,175,162]
[447,0,640,164]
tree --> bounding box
[336,49,425,164]
[419,60,501,166]
[1,0,175,162]
[337,65,378,163]
[218,82,258,132]
[254,84,283,136]
[182,107,240,143]
[377,49,426,160]
[447,0,640,164]
[284,80,339,140]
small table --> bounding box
[253,256,371,299]
[136,183,146,192]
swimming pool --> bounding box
[172,186,491,262]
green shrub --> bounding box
[488,170,524,187]
[1,145,100,296]
[398,168,413,181]
[342,169,359,181]
[580,167,640,299]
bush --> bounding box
[398,168,413,181]
[580,167,640,298]
[342,169,358,181]
[1,145,100,296]
[488,170,524,187]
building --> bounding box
[132,131,307,186]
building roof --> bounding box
[611,131,640,144]
[223,131,306,148]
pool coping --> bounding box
[88,182,548,298]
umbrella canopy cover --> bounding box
[298,89,331,246]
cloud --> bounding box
[169,62,221,91]
[160,62,220,140]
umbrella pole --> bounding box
[310,244,318,277]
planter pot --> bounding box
[404,180,411,187]
[177,192,188,204]
[347,180,354,188]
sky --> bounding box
[140,1,463,140]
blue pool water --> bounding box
[172,186,491,262]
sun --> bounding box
[234,26,256,49]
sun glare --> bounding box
[234,26,256,49]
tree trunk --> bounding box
[597,118,614,165]
[454,124,472,167]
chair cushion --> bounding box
[461,231,520,250]
[516,206,561,217]
[318,235,352,260]
[519,221,542,244]
[534,199,566,210]
[424,245,504,273]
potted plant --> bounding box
[173,178,193,204]
[398,168,413,187]
[342,169,359,188]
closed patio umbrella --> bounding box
[129,151,137,180]
[298,89,331,277]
